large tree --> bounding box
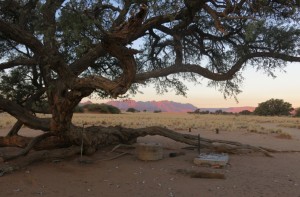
[0,0,300,174]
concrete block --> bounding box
[136,142,163,161]
[194,153,229,167]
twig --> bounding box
[109,144,135,153]
[97,152,131,161]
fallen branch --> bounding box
[118,126,276,157]
[1,125,298,176]
[2,132,55,161]
[0,135,71,150]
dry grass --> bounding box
[276,133,292,139]
[70,112,300,135]
[0,112,299,136]
[277,123,300,129]
[0,113,17,129]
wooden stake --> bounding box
[198,134,200,154]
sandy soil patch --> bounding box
[1,126,300,197]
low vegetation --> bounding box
[88,104,120,114]
[126,108,139,113]
[81,104,121,114]
[2,112,298,136]
[295,108,300,117]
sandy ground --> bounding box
[0,126,300,197]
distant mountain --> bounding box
[106,100,198,112]
[79,100,256,113]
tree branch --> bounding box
[0,97,50,131]
[3,132,55,161]
[73,75,127,98]
[135,52,300,82]
[41,0,64,50]
[0,58,37,70]
[0,20,43,55]
[69,44,106,76]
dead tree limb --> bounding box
[0,135,70,150]
[69,125,276,157]
[1,125,292,176]
[120,126,275,157]
[2,132,55,161]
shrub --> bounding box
[239,110,252,115]
[295,108,300,117]
[188,109,210,114]
[126,108,139,113]
[73,106,84,113]
[254,98,293,116]
[85,104,120,114]
[154,110,162,113]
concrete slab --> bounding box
[194,153,229,167]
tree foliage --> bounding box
[73,105,84,113]
[126,108,139,113]
[239,110,252,115]
[254,98,293,116]
[188,109,210,114]
[85,104,121,114]
[295,108,300,117]
[0,0,299,133]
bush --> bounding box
[295,108,300,117]
[73,106,84,113]
[154,110,162,113]
[126,108,139,113]
[85,104,120,114]
[188,109,209,114]
[239,110,252,115]
[254,98,293,116]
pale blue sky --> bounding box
[92,62,300,108]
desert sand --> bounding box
[0,126,300,197]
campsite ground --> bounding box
[0,113,300,197]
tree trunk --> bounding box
[47,80,84,133]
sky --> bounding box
[89,62,300,108]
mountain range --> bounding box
[81,100,256,113]
[106,100,197,113]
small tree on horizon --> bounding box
[254,99,293,116]
[295,108,300,117]
[239,110,252,115]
